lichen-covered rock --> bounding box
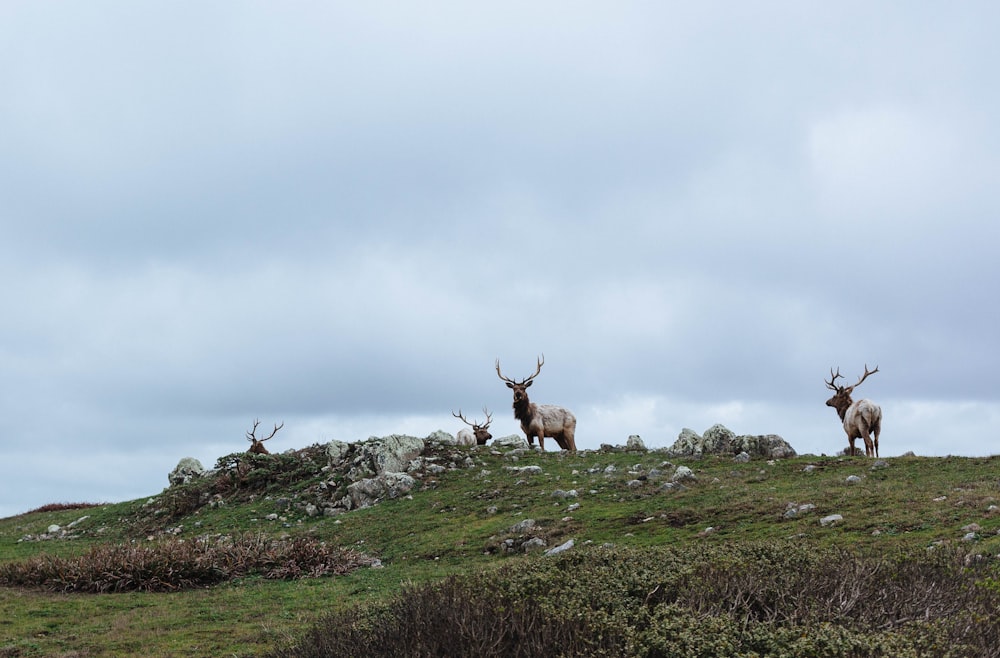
[424,429,455,445]
[492,434,530,450]
[702,424,736,453]
[168,457,205,487]
[325,440,351,467]
[671,465,697,483]
[357,435,426,475]
[345,472,417,509]
[626,435,646,451]
[668,425,796,460]
[731,434,797,459]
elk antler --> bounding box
[825,367,845,391]
[853,364,879,389]
[496,354,545,385]
[246,418,284,443]
[452,409,473,427]
[453,408,494,428]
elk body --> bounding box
[246,418,283,455]
[452,408,493,446]
[825,365,882,457]
[496,355,577,451]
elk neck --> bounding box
[512,397,535,421]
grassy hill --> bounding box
[2,441,1000,656]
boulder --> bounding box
[626,435,646,451]
[168,457,205,487]
[425,429,456,445]
[702,424,736,453]
[492,434,530,450]
[730,434,797,459]
[325,440,351,467]
[346,472,417,509]
[668,425,796,460]
[358,435,426,475]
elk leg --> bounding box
[848,438,857,456]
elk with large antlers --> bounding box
[496,354,577,451]
[452,408,494,446]
[825,365,882,457]
[246,418,284,455]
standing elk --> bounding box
[825,365,882,457]
[496,354,577,451]
[452,408,494,446]
[246,418,284,455]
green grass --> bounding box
[3,446,1000,656]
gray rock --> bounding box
[846,475,862,484]
[358,435,425,475]
[626,435,646,451]
[424,429,455,444]
[545,539,575,556]
[522,537,547,552]
[510,518,537,533]
[168,457,206,487]
[671,465,697,483]
[733,451,751,463]
[325,440,351,467]
[702,424,736,453]
[820,514,843,526]
[551,489,578,498]
[730,434,797,459]
[492,434,530,450]
[668,425,796,459]
[345,472,417,509]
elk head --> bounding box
[495,354,544,404]
[825,365,879,419]
[246,418,284,455]
[452,407,494,445]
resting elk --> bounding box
[452,408,494,446]
[246,418,284,455]
[825,365,882,457]
[496,354,577,451]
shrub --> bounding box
[273,542,1000,658]
[0,533,373,592]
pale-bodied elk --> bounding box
[825,365,882,458]
[246,418,284,455]
[496,354,577,451]
[452,408,493,446]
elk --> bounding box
[496,354,577,451]
[825,365,882,457]
[246,418,284,455]
[452,408,494,446]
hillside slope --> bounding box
[2,441,1000,656]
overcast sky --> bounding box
[2,3,998,519]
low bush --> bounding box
[272,542,1000,658]
[0,533,373,592]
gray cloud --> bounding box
[2,3,998,517]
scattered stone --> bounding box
[505,465,543,475]
[492,435,530,450]
[846,475,862,484]
[522,537,547,552]
[545,539,575,556]
[733,452,750,463]
[509,519,537,534]
[803,464,817,473]
[551,489,578,499]
[671,465,697,483]
[820,514,843,526]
